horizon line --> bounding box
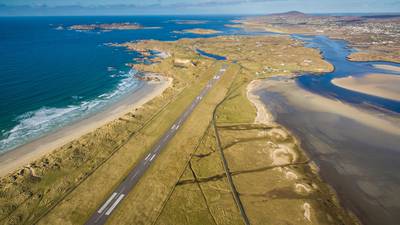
[1,11,400,17]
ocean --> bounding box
[0,16,241,153]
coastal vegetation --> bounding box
[233,11,400,63]
[68,23,160,31]
[175,28,222,35]
[0,35,358,225]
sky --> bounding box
[0,0,399,16]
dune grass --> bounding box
[0,35,358,225]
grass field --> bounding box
[0,35,358,225]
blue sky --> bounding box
[1,0,399,16]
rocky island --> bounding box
[69,22,144,31]
[175,28,222,35]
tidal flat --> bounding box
[331,73,400,101]
[252,77,400,225]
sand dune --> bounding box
[0,76,172,177]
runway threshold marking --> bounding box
[97,192,118,214]
[105,194,125,216]
[85,64,229,225]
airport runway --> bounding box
[85,64,228,225]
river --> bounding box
[253,35,400,225]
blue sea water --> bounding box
[0,16,242,153]
[294,35,400,113]
[1,16,399,154]
[196,49,227,60]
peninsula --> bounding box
[0,35,357,225]
[233,11,400,63]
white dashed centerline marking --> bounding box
[86,64,228,225]
[130,172,138,181]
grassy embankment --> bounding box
[148,36,358,225]
[46,35,357,225]
[0,39,216,225]
[233,15,400,63]
[0,35,358,225]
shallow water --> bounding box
[0,16,242,153]
[196,49,227,60]
[256,35,400,225]
[294,35,400,113]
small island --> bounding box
[69,22,143,31]
[175,28,222,35]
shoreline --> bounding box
[247,79,360,223]
[249,76,400,225]
[0,75,172,177]
[373,64,400,72]
[331,73,400,101]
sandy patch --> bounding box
[260,77,400,135]
[303,202,312,221]
[332,74,400,101]
[267,128,288,140]
[247,80,274,125]
[0,75,172,177]
[174,28,222,35]
[295,183,313,193]
[270,144,298,166]
[373,64,400,73]
[284,169,298,180]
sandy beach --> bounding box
[332,73,400,101]
[246,80,275,125]
[250,76,400,225]
[373,64,400,72]
[267,76,400,134]
[0,75,172,177]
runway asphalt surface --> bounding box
[85,64,228,225]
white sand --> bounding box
[247,80,274,125]
[295,183,312,193]
[303,202,312,221]
[248,81,300,167]
[332,74,400,101]
[257,77,400,135]
[373,64,400,72]
[0,75,172,177]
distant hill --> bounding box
[268,11,307,17]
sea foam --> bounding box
[0,69,141,153]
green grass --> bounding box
[37,62,226,225]
[105,63,240,225]
[1,35,358,225]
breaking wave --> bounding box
[0,69,141,153]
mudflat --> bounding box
[253,76,400,225]
[373,64,400,72]
[331,73,400,101]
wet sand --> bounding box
[373,64,400,72]
[332,74,400,101]
[0,76,172,177]
[250,77,400,225]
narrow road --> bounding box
[85,64,229,225]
